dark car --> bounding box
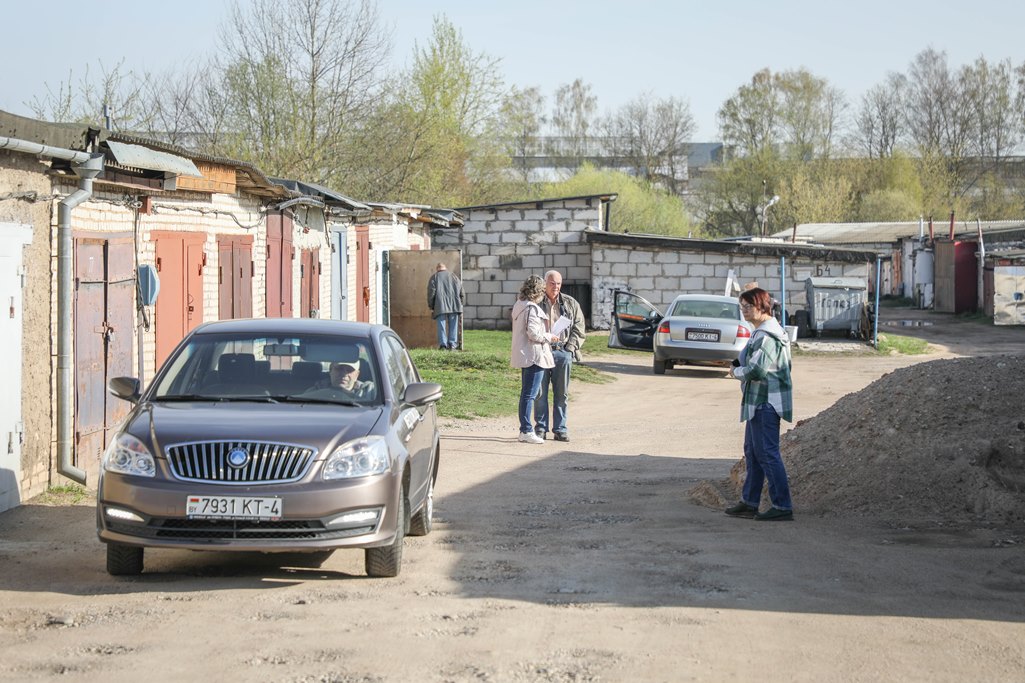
[608,290,753,374]
[97,318,441,578]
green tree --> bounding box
[856,190,921,222]
[776,163,855,226]
[694,150,785,237]
[383,14,509,205]
[539,164,696,237]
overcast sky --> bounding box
[3,0,1025,140]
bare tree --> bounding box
[853,74,905,158]
[29,59,152,131]
[965,57,1021,162]
[903,47,950,156]
[551,79,598,155]
[211,0,392,184]
[500,86,547,182]
[602,93,695,194]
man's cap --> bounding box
[331,360,359,372]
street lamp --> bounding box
[758,194,779,238]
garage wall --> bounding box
[589,240,871,329]
[432,197,607,330]
[0,153,57,502]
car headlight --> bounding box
[102,433,156,477]
[323,436,391,480]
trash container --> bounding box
[804,277,868,336]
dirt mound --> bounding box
[715,355,1025,525]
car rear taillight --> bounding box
[737,325,751,338]
[657,320,671,334]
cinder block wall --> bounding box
[590,243,870,329]
[432,198,604,330]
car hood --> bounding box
[127,401,385,459]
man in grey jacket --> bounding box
[427,263,464,350]
[534,269,586,442]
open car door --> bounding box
[608,290,663,351]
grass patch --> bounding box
[410,329,613,420]
[879,296,917,308]
[875,332,930,355]
[957,310,992,323]
[35,484,91,506]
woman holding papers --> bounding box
[510,275,559,444]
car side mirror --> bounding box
[108,376,141,403]
[402,382,443,407]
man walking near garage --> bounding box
[427,262,464,350]
[534,269,586,442]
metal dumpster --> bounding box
[804,277,868,336]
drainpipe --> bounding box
[0,136,103,485]
[58,155,104,484]
[976,218,985,313]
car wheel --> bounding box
[409,473,434,537]
[653,358,667,375]
[106,542,143,576]
[365,494,404,577]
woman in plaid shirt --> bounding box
[724,287,794,521]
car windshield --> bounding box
[151,332,381,405]
[669,299,740,320]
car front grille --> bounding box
[165,441,316,484]
[107,518,374,542]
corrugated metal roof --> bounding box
[269,177,370,210]
[457,193,618,211]
[105,140,201,177]
[773,220,1025,244]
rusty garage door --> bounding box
[153,232,206,367]
[300,248,320,318]
[218,235,253,320]
[388,249,462,349]
[266,211,294,318]
[74,236,134,482]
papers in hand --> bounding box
[550,315,572,337]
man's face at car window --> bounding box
[545,274,562,301]
[330,363,358,389]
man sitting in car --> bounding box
[315,360,375,399]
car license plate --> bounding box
[686,329,720,342]
[186,495,282,521]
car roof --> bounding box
[188,318,387,339]
[669,294,740,304]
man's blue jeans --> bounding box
[435,313,459,349]
[535,349,572,435]
[741,404,793,511]
[519,365,545,433]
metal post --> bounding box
[873,256,881,349]
[780,255,787,326]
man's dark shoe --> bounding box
[754,507,794,521]
[553,432,569,442]
[535,428,547,440]
[724,502,758,518]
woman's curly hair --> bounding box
[518,274,546,302]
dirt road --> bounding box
[2,316,1024,682]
